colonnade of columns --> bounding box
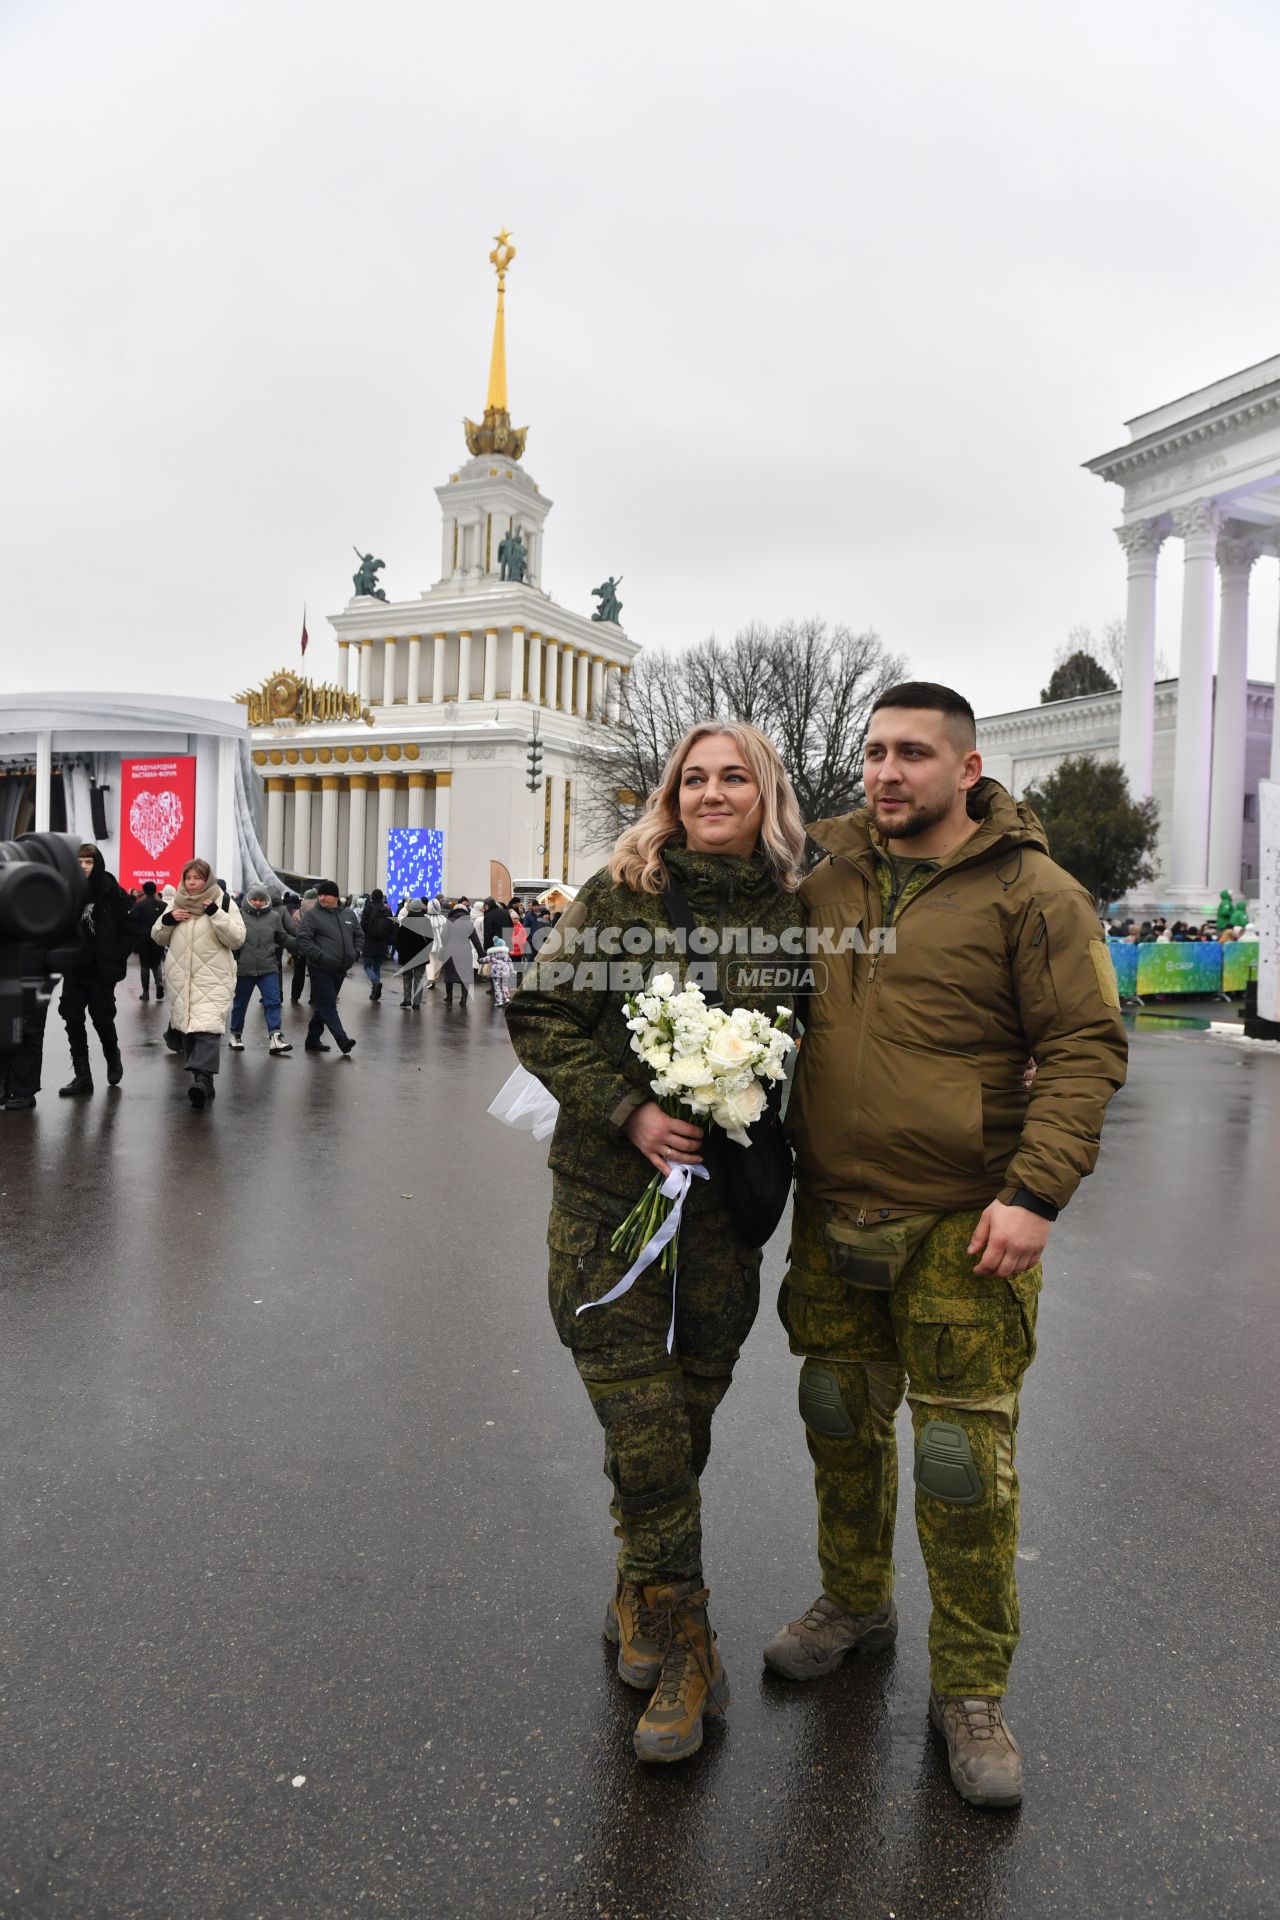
[336,628,623,721]
[1117,503,1280,893]
[264,769,451,894]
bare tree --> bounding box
[573,619,905,856]
[1055,619,1168,689]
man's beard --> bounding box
[869,794,950,840]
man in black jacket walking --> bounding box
[134,881,166,1001]
[58,844,137,1096]
[294,881,363,1056]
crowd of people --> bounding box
[0,848,563,1115]
[1106,915,1257,943]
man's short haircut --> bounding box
[871,681,977,749]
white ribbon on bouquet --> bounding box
[576,1162,710,1355]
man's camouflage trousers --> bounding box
[548,1177,761,1585]
[778,1197,1041,1696]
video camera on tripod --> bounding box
[0,833,87,1055]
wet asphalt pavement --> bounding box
[1,978,1276,1919]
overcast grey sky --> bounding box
[4,0,1280,721]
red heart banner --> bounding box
[119,756,197,890]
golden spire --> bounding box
[465,229,528,461]
[485,229,515,412]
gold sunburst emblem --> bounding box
[267,672,300,718]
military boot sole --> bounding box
[927,1693,1024,1809]
[762,1600,898,1682]
[632,1673,730,1765]
[602,1598,662,1691]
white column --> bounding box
[544,639,559,710]
[483,629,498,702]
[292,778,314,875]
[216,735,239,890]
[1207,534,1258,894]
[347,777,368,895]
[434,774,451,894]
[266,779,286,867]
[407,772,428,829]
[1170,501,1221,893]
[577,651,590,718]
[457,631,473,703]
[319,778,340,879]
[607,665,623,724]
[407,635,422,705]
[1115,520,1166,799]
[511,626,526,701]
[591,656,605,720]
[433,633,447,703]
[375,774,396,890]
[338,642,352,695]
[34,731,52,831]
[527,632,543,706]
[359,641,373,705]
[442,515,454,581]
[382,638,397,707]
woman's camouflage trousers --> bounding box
[548,1178,761,1585]
[778,1198,1041,1696]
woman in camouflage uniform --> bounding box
[507,723,805,1764]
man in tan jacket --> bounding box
[766,681,1127,1808]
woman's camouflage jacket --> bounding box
[505,844,799,1220]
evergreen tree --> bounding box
[1020,757,1159,906]
[1040,650,1117,703]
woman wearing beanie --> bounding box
[152,859,245,1109]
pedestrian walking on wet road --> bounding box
[360,888,394,1001]
[284,889,317,1005]
[394,900,433,1009]
[134,881,166,1002]
[294,880,362,1056]
[767,682,1128,1809]
[507,721,807,1766]
[57,843,136,1098]
[440,901,483,1007]
[152,858,246,1110]
[228,883,292,1056]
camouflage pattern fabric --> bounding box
[779,1196,1040,1695]
[510,845,800,1585]
[550,1177,762,1583]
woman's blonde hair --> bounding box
[610,722,806,895]
[181,858,213,891]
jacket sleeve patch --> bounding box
[1089,937,1120,1010]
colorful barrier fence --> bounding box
[1107,939,1258,998]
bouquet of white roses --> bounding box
[610,973,795,1277]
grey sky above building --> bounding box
[4,0,1280,721]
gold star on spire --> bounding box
[465,228,528,460]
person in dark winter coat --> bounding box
[57,844,137,1097]
[440,903,484,1006]
[228,884,292,1055]
[482,896,512,950]
[293,881,363,1054]
[134,881,166,1001]
[284,890,318,1004]
[360,888,394,1001]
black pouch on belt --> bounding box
[823,1210,943,1291]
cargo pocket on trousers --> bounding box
[906,1293,1002,1396]
[547,1211,602,1346]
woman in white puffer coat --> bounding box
[152,858,245,1110]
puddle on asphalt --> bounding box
[1123,1010,1215,1033]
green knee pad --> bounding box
[914,1420,984,1505]
[798,1361,855,1438]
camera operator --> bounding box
[57,843,137,1098]
[0,833,87,1112]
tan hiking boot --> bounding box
[603,1578,664,1689]
[928,1690,1024,1808]
[762,1593,898,1680]
[633,1581,730,1764]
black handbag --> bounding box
[660,876,795,1249]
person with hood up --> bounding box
[394,900,434,1009]
[152,857,246,1109]
[486,934,516,1008]
[293,880,363,1055]
[440,899,484,1006]
[765,682,1128,1811]
[57,843,137,1097]
[228,883,292,1055]
[284,889,319,1005]
[360,888,394,1001]
[134,881,166,1001]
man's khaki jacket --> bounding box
[787,779,1127,1217]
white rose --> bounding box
[665,1056,716,1091]
[649,972,676,997]
[711,1080,767,1143]
[705,1025,756,1073]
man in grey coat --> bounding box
[228,884,292,1054]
